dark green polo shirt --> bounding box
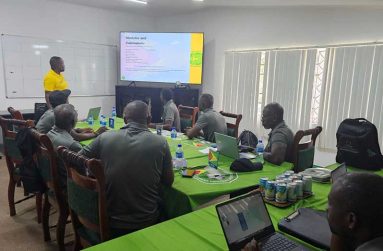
[162,99,181,131]
[80,122,173,230]
[47,126,83,189]
[265,121,294,162]
[36,109,55,134]
[195,108,227,142]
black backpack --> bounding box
[336,118,383,170]
[238,130,258,149]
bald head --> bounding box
[199,93,214,111]
[50,56,65,73]
[54,104,77,131]
[329,172,383,236]
[123,100,150,125]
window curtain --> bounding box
[262,49,317,135]
[222,51,262,136]
[318,45,383,150]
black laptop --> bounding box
[216,192,309,251]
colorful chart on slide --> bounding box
[120,32,203,84]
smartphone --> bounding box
[181,169,195,178]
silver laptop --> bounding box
[215,132,256,159]
[86,107,101,120]
[331,163,347,183]
[216,192,308,251]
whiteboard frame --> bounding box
[1,33,118,98]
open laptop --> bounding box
[86,107,101,120]
[216,192,309,251]
[331,163,347,183]
[215,132,256,159]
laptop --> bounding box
[215,133,256,159]
[331,163,347,183]
[216,192,309,251]
[86,107,101,120]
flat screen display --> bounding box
[120,32,204,84]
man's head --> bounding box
[261,103,284,129]
[53,104,78,132]
[160,89,173,104]
[123,100,151,125]
[198,94,214,111]
[50,56,65,73]
[327,173,383,248]
[49,89,71,108]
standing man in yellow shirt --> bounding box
[43,56,68,108]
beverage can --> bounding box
[302,176,313,194]
[276,183,287,203]
[295,180,304,199]
[259,177,269,195]
[108,118,114,129]
[287,182,297,202]
[265,181,276,201]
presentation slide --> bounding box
[120,32,203,84]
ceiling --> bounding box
[52,0,383,17]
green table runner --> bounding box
[77,118,294,218]
[85,165,383,251]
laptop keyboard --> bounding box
[262,235,298,251]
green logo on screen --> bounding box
[190,52,203,66]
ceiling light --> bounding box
[193,0,204,2]
[125,0,147,4]
[32,45,49,49]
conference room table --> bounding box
[84,164,383,251]
[78,118,383,250]
[77,118,293,218]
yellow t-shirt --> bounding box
[43,69,69,91]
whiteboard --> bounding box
[1,34,117,98]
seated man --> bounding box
[186,93,227,142]
[149,89,181,131]
[261,103,294,165]
[36,89,105,140]
[328,172,383,251]
[46,104,84,189]
[80,100,174,237]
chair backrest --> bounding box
[219,111,243,138]
[0,116,34,164]
[29,129,66,208]
[57,146,109,248]
[7,107,24,120]
[34,103,49,124]
[178,105,199,132]
[292,126,323,172]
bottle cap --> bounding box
[178,144,182,147]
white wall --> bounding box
[0,0,154,118]
[154,6,383,111]
[155,6,383,166]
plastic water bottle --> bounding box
[100,115,107,126]
[174,144,185,170]
[87,116,94,126]
[256,139,265,154]
[111,106,117,118]
[171,127,177,139]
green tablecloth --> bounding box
[77,118,294,218]
[85,165,383,251]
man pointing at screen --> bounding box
[43,56,69,109]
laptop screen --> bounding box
[216,192,273,244]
